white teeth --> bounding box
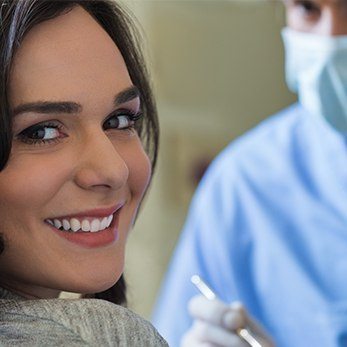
[54,219,62,229]
[107,215,113,227]
[48,213,115,233]
[70,218,81,232]
[81,220,90,232]
[62,219,70,231]
[90,219,101,232]
[100,217,108,230]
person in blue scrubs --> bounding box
[153,1,347,346]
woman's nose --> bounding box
[73,131,129,192]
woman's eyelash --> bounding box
[130,111,143,121]
[110,110,143,122]
[16,122,65,146]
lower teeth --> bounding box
[58,226,101,233]
[59,226,84,233]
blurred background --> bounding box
[121,0,296,319]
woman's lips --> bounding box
[45,204,124,248]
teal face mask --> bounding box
[282,27,347,133]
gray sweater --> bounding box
[0,287,168,346]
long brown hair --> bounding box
[0,0,158,306]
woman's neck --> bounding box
[0,281,60,299]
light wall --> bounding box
[122,0,296,318]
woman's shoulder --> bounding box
[0,297,168,346]
[57,298,168,346]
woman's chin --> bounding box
[85,279,119,295]
[59,271,122,296]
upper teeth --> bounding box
[46,215,113,233]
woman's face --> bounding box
[0,6,151,298]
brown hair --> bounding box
[0,0,159,306]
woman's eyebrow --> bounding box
[12,101,81,117]
[12,86,140,117]
[114,86,140,105]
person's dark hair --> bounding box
[0,0,158,306]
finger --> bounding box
[187,320,250,347]
[188,295,229,325]
[222,302,247,330]
[227,302,275,346]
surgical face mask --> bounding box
[282,27,347,133]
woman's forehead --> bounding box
[14,6,118,62]
[9,6,132,107]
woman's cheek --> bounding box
[127,142,152,200]
[0,151,72,208]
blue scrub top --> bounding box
[152,104,347,347]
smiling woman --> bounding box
[0,0,166,346]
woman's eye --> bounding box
[103,112,142,131]
[103,115,131,130]
[17,123,65,145]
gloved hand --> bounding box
[181,295,275,347]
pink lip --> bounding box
[46,203,124,248]
[48,204,124,220]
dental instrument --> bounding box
[191,275,263,347]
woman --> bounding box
[0,0,166,345]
